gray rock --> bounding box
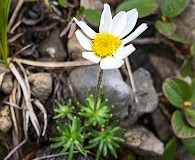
[125,68,158,126]
[124,125,164,156]
[133,68,159,114]
[28,73,52,102]
[39,29,67,61]
[151,108,171,141]
[149,54,179,81]
[68,65,134,119]
[1,73,13,95]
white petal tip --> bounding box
[82,52,101,63]
[100,57,124,69]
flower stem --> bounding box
[94,68,103,111]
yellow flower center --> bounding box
[184,101,191,107]
[92,33,121,58]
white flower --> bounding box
[74,3,148,69]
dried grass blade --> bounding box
[12,58,94,68]
[3,139,27,160]
[33,99,47,136]
[9,86,19,136]
[9,63,41,136]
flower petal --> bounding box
[122,23,148,45]
[73,18,96,39]
[115,44,135,60]
[75,30,92,51]
[110,11,127,36]
[100,56,124,69]
[82,52,101,63]
[113,46,123,59]
[99,3,112,33]
[119,9,138,39]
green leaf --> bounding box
[67,143,74,160]
[96,139,104,160]
[180,56,193,77]
[83,9,101,27]
[108,143,118,158]
[190,79,195,103]
[60,140,71,153]
[171,110,195,138]
[58,0,67,8]
[191,44,195,57]
[163,78,192,108]
[155,20,176,36]
[182,137,195,156]
[50,139,66,148]
[162,138,177,160]
[0,0,11,67]
[160,0,190,18]
[184,108,195,128]
[74,140,86,155]
[115,0,158,18]
[169,33,191,44]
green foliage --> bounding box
[184,108,195,128]
[58,0,67,8]
[115,0,158,18]
[155,20,191,44]
[163,78,192,108]
[180,56,193,77]
[78,88,113,127]
[86,120,124,159]
[163,76,195,157]
[162,138,177,160]
[160,0,189,18]
[191,44,195,57]
[182,137,195,156]
[171,110,195,139]
[169,33,191,44]
[190,79,195,103]
[50,88,124,159]
[50,117,86,160]
[155,20,176,36]
[53,99,74,120]
[0,0,11,67]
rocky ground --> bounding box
[0,0,195,160]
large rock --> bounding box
[151,108,171,141]
[133,68,159,114]
[39,29,67,61]
[125,68,159,126]
[28,73,53,102]
[124,125,164,156]
[68,65,134,119]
